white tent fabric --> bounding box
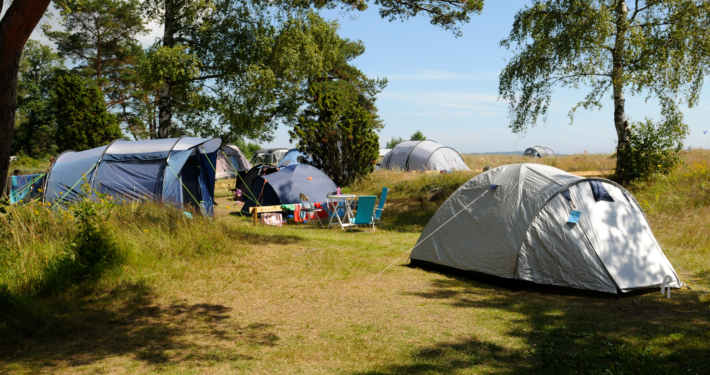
[380,140,469,171]
[410,163,681,294]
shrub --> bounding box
[617,117,687,181]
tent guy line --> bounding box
[370,188,491,281]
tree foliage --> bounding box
[410,130,426,141]
[52,75,123,152]
[385,136,404,149]
[499,0,709,181]
[13,40,65,157]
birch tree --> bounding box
[499,0,710,181]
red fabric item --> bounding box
[293,204,302,223]
[313,203,328,219]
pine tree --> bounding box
[290,81,380,186]
[52,75,123,152]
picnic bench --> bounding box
[250,205,284,226]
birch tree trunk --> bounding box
[0,0,52,194]
[613,0,632,181]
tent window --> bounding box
[561,189,571,201]
[588,181,614,202]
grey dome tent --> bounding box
[216,145,251,179]
[410,163,681,294]
[241,164,336,213]
[524,146,554,157]
[45,137,222,215]
[380,140,469,171]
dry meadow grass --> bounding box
[0,151,709,374]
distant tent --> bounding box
[410,163,681,294]
[250,148,289,166]
[45,137,222,216]
[216,145,251,179]
[379,149,391,157]
[524,146,554,157]
[241,164,337,213]
[236,164,279,203]
[380,140,469,171]
[277,149,311,168]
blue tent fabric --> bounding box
[277,149,311,168]
[96,161,164,202]
[45,137,222,215]
[197,151,217,216]
[163,150,193,205]
[241,164,337,213]
[561,189,572,201]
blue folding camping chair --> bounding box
[374,187,388,226]
[348,195,377,231]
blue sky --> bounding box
[18,1,710,153]
[284,1,710,154]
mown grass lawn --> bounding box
[1,152,709,374]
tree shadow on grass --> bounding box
[356,263,710,375]
[0,281,278,371]
[219,223,306,246]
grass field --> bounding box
[1,152,709,374]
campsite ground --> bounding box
[1,152,709,374]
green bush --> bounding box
[617,117,687,181]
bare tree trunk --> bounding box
[612,0,631,182]
[0,0,52,194]
[157,0,174,139]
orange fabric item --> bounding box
[308,177,312,181]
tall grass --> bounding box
[0,195,251,343]
[460,152,616,172]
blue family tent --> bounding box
[45,137,222,215]
[241,164,337,213]
[277,149,311,168]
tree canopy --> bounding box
[499,0,710,181]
